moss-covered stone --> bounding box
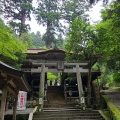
[103,95,120,120]
[99,110,111,120]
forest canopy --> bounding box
[0,0,120,85]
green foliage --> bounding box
[31,31,45,48]
[96,1,120,67]
[65,16,102,106]
[34,0,62,48]
[65,17,99,66]
[47,72,57,81]
[55,35,65,49]
[1,0,33,36]
[0,19,27,68]
[95,1,120,84]
[65,73,76,82]
[9,21,31,35]
[98,63,113,86]
[62,0,89,24]
[113,72,120,83]
[20,31,45,49]
[34,0,89,49]
[21,32,34,48]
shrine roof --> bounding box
[0,61,30,92]
[26,48,65,54]
[25,49,65,61]
[26,48,47,54]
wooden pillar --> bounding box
[39,64,45,109]
[0,85,7,120]
[76,64,83,100]
[13,93,18,120]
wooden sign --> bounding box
[57,61,64,70]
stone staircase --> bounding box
[45,86,66,107]
[32,107,105,120]
[32,86,104,120]
[44,86,79,107]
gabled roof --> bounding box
[26,48,47,54]
[26,48,65,54]
[26,49,65,61]
[0,61,30,92]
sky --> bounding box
[26,1,104,35]
[88,1,104,24]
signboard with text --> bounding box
[17,91,27,110]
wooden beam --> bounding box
[8,79,17,90]
[64,63,88,66]
[32,62,88,66]
[0,85,7,120]
[0,72,7,80]
[7,86,17,96]
[31,67,41,73]
[26,68,89,73]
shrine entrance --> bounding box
[23,62,88,107]
[22,49,100,108]
[32,62,88,98]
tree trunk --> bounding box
[46,41,51,49]
[87,67,92,107]
[19,11,26,38]
[46,11,52,49]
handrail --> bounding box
[28,106,38,120]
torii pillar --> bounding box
[39,64,45,110]
[76,64,83,102]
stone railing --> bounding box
[28,106,38,120]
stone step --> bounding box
[43,109,81,112]
[33,116,104,120]
[33,114,102,118]
[43,107,81,110]
[34,112,100,116]
[42,107,92,112]
[34,111,99,115]
[42,110,98,113]
[33,110,104,120]
[33,118,104,120]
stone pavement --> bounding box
[101,89,120,107]
[5,108,34,115]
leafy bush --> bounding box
[0,19,27,68]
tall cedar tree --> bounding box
[1,0,33,38]
[62,0,89,24]
[34,0,62,49]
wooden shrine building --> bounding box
[0,61,30,120]
[22,49,100,108]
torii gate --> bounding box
[24,61,89,108]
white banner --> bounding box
[17,91,27,110]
